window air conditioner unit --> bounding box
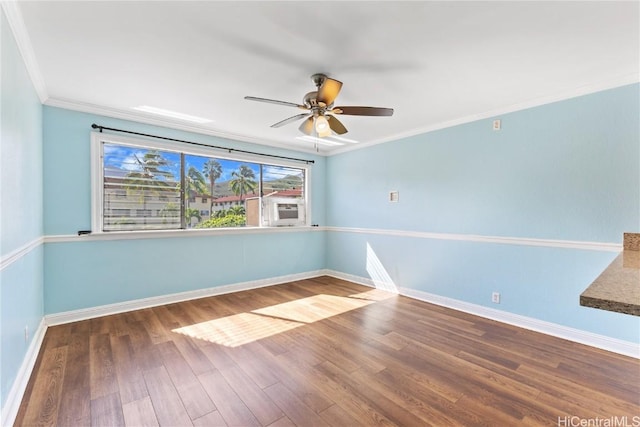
[263,197,306,226]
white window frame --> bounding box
[91,132,311,234]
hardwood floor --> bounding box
[15,276,640,426]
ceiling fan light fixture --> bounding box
[314,115,331,137]
[245,73,394,142]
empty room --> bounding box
[1,1,639,426]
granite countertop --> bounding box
[580,233,640,316]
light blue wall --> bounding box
[326,84,640,342]
[42,107,327,313]
[44,232,324,313]
[0,9,44,410]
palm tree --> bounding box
[229,165,257,203]
[183,166,207,209]
[124,150,176,227]
[202,159,222,214]
[185,207,202,226]
[124,151,175,201]
[228,205,246,215]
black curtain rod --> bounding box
[91,124,314,164]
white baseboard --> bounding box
[1,318,47,427]
[45,270,325,326]
[324,270,639,359]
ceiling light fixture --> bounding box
[133,106,213,124]
[314,115,332,137]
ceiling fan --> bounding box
[244,73,394,138]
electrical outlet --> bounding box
[491,292,501,304]
[493,119,501,130]
[25,325,29,343]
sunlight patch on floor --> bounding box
[173,312,303,347]
[172,291,394,347]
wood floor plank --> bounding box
[280,353,397,427]
[192,409,228,427]
[90,392,125,427]
[157,340,216,420]
[137,306,172,344]
[351,366,464,426]
[249,341,335,413]
[263,382,330,427]
[198,370,261,427]
[220,342,280,389]
[171,332,217,376]
[315,361,429,427]
[110,334,148,405]
[42,323,71,349]
[89,333,119,399]
[20,346,68,427]
[122,396,159,427]
[219,365,284,425]
[318,403,367,427]
[56,331,91,426]
[15,276,640,427]
[266,416,297,427]
[143,365,193,427]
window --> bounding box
[92,133,309,232]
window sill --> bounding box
[45,226,321,243]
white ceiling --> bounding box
[8,1,640,154]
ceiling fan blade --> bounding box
[327,115,348,135]
[299,116,315,135]
[332,106,394,116]
[245,96,307,109]
[271,113,311,128]
[317,78,343,106]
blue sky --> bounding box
[103,143,301,183]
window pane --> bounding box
[184,154,260,228]
[260,164,305,227]
[103,143,181,231]
[262,164,304,199]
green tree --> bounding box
[203,159,222,214]
[228,205,246,216]
[213,209,227,219]
[183,166,207,209]
[125,150,175,194]
[196,214,246,228]
[185,207,202,226]
[159,202,180,225]
[229,165,257,203]
[124,151,175,201]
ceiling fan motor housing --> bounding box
[303,91,320,108]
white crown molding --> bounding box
[329,74,640,156]
[1,1,48,103]
[45,270,325,326]
[0,236,44,272]
[325,226,622,252]
[44,98,328,157]
[324,270,639,359]
[0,318,47,427]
